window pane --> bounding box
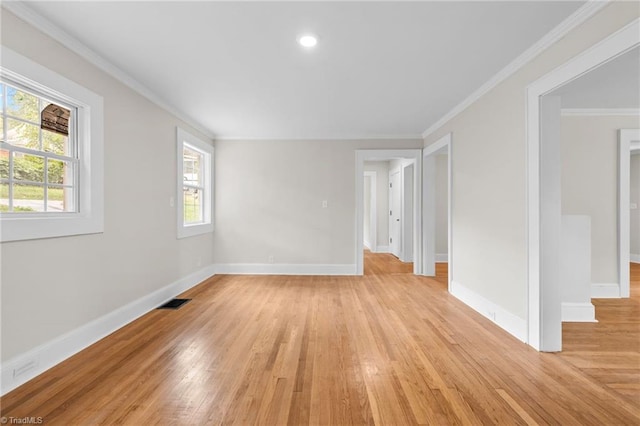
[183,146,202,186]
[0,183,7,212]
[13,153,44,182]
[47,186,73,212]
[7,118,40,149]
[0,83,4,114]
[0,150,8,179]
[12,183,44,212]
[183,186,202,224]
[6,86,39,123]
[43,128,69,155]
[47,158,72,185]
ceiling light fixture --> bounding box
[298,34,318,48]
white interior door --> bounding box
[389,170,402,258]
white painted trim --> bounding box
[1,1,215,140]
[0,46,104,242]
[423,133,452,292]
[450,281,527,343]
[176,127,215,239]
[364,171,377,253]
[591,282,621,298]
[215,134,423,141]
[435,254,448,263]
[0,265,217,396]
[619,129,640,297]
[375,245,390,253]
[356,149,422,276]
[561,302,597,322]
[214,264,356,276]
[527,18,640,351]
[422,0,610,139]
[631,254,640,264]
[561,108,640,116]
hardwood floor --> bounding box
[560,262,640,404]
[1,256,638,424]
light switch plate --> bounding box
[631,203,638,210]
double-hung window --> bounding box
[1,80,77,214]
[177,127,213,238]
[0,47,103,242]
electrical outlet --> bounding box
[268,255,274,264]
[169,196,175,207]
[322,200,328,208]
[631,203,638,210]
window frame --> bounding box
[0,46,104,242]
[1,79,79,214]
[176,127,213,239]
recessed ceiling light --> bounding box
[298,34,318,48]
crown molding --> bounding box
[561,108,640,116]
[214,134,423,142]
[421,0,612,140]
[2,1,215,140]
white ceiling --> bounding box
[22,1,585,140]
[552,46,640,109]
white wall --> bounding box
[213,140,422,266]
[632,153,640,259]
[561,115,640,284]
[423,2,639,321]
[364,161,390,251]
[0,11,215,362]
[435,154,448,259]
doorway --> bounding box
[355,149,422,275]
[527,19,639,351]
[423,133,452,290]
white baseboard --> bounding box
[591,282,620,298]
[0,264,217,396]
[631,254,640,264]
[214,263,357,276]
[374,245,390,253]
[561,302,597,322]
[364,240,371,251]
[435,253,448,263]
[450,281,527,343]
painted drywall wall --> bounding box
[364,161,390,251]
[423,2,639,320]
[435,154,448,259]
[213,140,421,266]
[561,115,640,284]
[0,11,214,361]
[632,153,640,258]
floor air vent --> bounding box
[157,298,191,310]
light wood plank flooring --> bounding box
[1,255,638,424]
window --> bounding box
[0,47,103,242]
[177,127,213,238]
[1,81,77,214]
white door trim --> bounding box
[619,129,640,297]
[526,18,640,351]
[355,149,422,275]
[363,171,377,251]
[423,133,452,291]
